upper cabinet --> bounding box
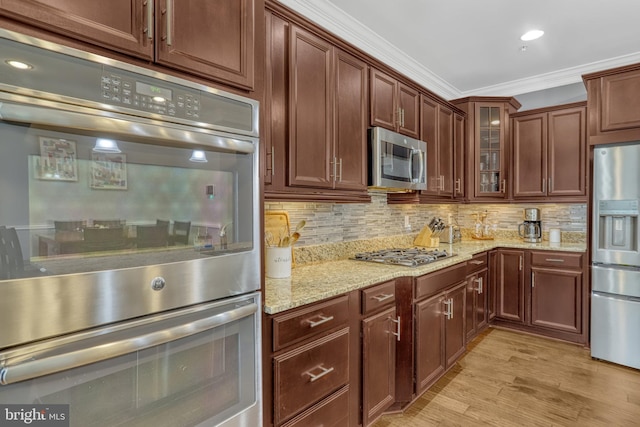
[452,97,521,201]
[421,95,454,198]
[453,112,466,200]
[264,8,370,202]
[511,103,587,201]
[370,69,420,138]
[0,0,256,90]
[583,63,640,145]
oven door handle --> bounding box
[0,97,256,154]
[0,302,257,385]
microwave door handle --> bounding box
[0,302,257,385]
[412,148,424,184]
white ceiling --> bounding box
[277,0,640,101]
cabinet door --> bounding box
[421,96,440,196]
[156,0,255,89]
[287,25,333,188]
[496,250,525,323]
[475,269,489,332]
[465,274,477,341]
[512,113,547,198]
[488,250,498,320]
[414,294,445,394]
[264,10,288,189]
[438,105,454,197]
[445,282,466,367]
[398,82,420,138]
[0,0,152,59]
[333,49,368,191]
[548,106,586,197]
[475,103,508,199]
[362,306,396,426]
[531,267,582,333]
[370,69,397,131]
[454,113,466,199]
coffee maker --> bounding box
[518,208,542,243]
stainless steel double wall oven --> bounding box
[0,29,261,426]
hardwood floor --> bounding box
[373,328,640,426]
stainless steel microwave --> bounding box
[368,127,427,191]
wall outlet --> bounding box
[404,215,411,231]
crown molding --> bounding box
[276,0,640,100]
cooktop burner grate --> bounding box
[353,248,455,267]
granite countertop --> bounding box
[264,239,586,315]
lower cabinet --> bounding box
[414,263,467,395]
[266,295,356,427]
[465,253,489,342]
[361,280,398,426]
[494,249,587,343]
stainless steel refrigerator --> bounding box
[591,142,640,370]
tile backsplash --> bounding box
[265,191,587,247]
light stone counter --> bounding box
[264,238,586,314]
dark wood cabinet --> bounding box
[370,68,419,138]
[421,95,454,197]
[454,112,466,199]
[511,103,586,200]
[465,253,489,342]
[583,63,640,145]
[362,306,397,426]
[495,249,526,323]
[0,0,256,90]
[361,280,398,426]
[494,249,587,344]
[266,295,357,427]
[264,11,369,202]
[530,251,584,335]
[414,263,467,395]
[488,250,498,320]
[451,97,521,201]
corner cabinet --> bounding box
[465,252,489,342]
[0,0,256,90]
[370,68,420,138]
[511,102,587,201]
[264,8,370,202]
[451,97,521,201]
[583,63,640,145]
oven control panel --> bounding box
[101,72,201,120]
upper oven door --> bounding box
[0,29,261,350]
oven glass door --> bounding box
[0,294,261,427]
[0,102,256,278]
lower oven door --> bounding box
[0,293,261,427]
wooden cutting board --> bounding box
[265,211,291,246]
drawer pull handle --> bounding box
[305,315,334,328]
[372,293,394,302]
[545,258,565,263]
[474,277,483,294]
[304,365,334,382]
[469,260,484,265]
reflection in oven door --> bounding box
[0,293,261,427]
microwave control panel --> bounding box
[101,72,201,120]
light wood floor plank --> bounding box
[373,328,640,427]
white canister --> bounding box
[549,228,561,244]
[265,246,292,278]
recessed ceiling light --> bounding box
[520,30,544,41]
[5,59,33,70]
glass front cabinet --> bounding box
[452,97,521,201]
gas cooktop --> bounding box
[353,248,456,267]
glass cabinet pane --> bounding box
[477,106,503,195]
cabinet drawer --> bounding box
[273,295,349,351]
[467,252,488,274]
[415,262,466,300]
[361,280,396,315]
[274,328,350,424]
[530,251,583,269]
[281,385,350,427]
